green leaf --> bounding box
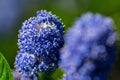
[50,68,65,80]
[38,68,64,80]
[0,52,14,80]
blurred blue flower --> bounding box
[15,10,65,78]
[60,12,117,80]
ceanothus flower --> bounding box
[18,10,64,56]
[60,13,117,80]
[15,51,39,77]
[15,10,65,78]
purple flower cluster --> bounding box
[60,13,117,80]
[15,10,64,77]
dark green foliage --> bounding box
[39,68,64,80]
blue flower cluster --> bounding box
[60,13,117,80]
[15,51,39,76]
[15,10,64,77]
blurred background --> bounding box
[0,0,120,80]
